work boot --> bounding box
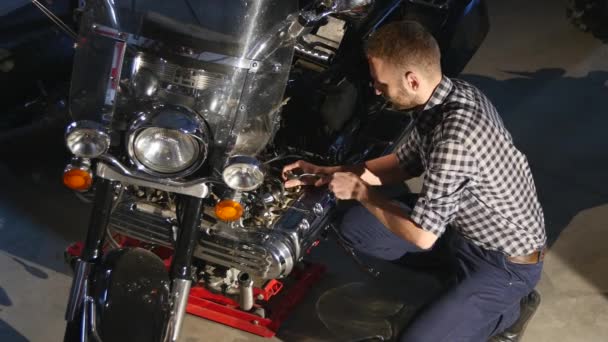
[489,290,542,342]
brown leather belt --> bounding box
[507,248,546,265]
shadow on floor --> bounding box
[0,120,91,275]
[462,68,608,244]
[462,68,608,296]
[0,286,12,307]
[277,237,444,342]
[11,257,48,279]
[0,319,28,342]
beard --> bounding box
[386,93,416,110]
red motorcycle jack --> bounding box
[65,241,325,338]
[187,263,325,337]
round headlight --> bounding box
[65,122,110,158]
[133,128,199,174]
[222,156,265,191]
[127,104,209,177]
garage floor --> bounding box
[1,0,608,341]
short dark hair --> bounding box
[365,21,441,75]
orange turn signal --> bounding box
[63,168,93,191]
[215,199,244,222]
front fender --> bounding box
[93,247,171,342]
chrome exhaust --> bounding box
[238,273,254,311]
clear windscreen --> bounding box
[70,0,299,165]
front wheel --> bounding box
[63,248,172,342]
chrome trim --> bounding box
[86,296,103,342]
[109,200,175,248]
[222,155,265,191]
[65,260,92,321]
[295,42,332,64]
[65,121,111,158]
[126,35,258,70]
[194,191,333,279]
[131,53,227,92]
[92,23,127,41]
[96,156,211,198]
[65,157,92,173]
[313,203,325,216]
[194,238,278,278]
[126,104,209,178]
[165,279,191,342]
[323,0,374,15]
[92,23,259,70]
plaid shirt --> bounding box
[396,76,546,256]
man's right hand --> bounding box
[282,160,333,188]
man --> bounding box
[282,21,546,341]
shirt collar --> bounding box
[412,76,454,132]
[423,76,453,112]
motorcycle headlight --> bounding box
[127,105,209,177]
[132,128,199,174]
[222,156,265,191]
[65,121,110,158]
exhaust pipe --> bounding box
[238,272,254,311]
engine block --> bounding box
[107,183,334,281]
[194,188,334,280]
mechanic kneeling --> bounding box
[282,21,546,342]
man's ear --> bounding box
[405,71,420,92]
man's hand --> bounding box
[282,160,332,188]
[328,172,370,201]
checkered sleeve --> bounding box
[410,139,477,237]
[395,131,424,178]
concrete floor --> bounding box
[2,0,608,341]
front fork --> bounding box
[64,178,114,341]
[64,178,204,342]
[165,196,203,342]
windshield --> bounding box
[70,0,299,166]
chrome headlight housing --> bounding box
[222,156,265,191]
[127,105,209,177]
[65,121,110,158]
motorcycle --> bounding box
[59,0,488,341]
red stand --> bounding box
[186,263,325,337]
[65,241,325,338]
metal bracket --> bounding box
[95,156,211,198]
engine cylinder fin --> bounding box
[197,247,267,267]
[109,201,175,247]
[199,239,268,258]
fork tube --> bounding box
[65,179,115,341]
[82,179,115,261]
[66,178,114,321]
[171,196,203,279]
[166,195,203,342]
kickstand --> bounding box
[330,224,381,278]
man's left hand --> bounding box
[328,172,370,201]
